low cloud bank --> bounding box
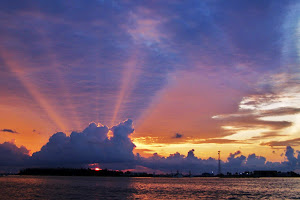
[0,119,299,173]
[136,147,300,174]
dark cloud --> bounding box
[197,138,249,144]
[0,129,18,134]
[0,142,30,167]
[222,147,300,172]
[285,146,298,167]
[261,138,300,147]
[31,119,136,169]
[245,154,266,167]
[136,150,218,173]
[225,151,246,171]
[260,107,300,116]
[214,106,299,137]
[221,116,292,130]
[250,131,288,140]
[173,133,183,139]
[136,147,300,173]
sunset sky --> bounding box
[0,0,300,172]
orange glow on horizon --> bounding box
[131,135,288,163]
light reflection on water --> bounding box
[0,176,299,199]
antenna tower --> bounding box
[218,150,221,175]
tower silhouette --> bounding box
[218,150,221,175]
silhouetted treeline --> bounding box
[17,168,300,178]
[19,168,125,176]
[18,168,154,177]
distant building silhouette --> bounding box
[253,170,277,177]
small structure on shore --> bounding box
[218,150,222,176]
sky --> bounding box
[0,0,300,173]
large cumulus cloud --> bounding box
[31,119,135,168]
[283,146,300,170]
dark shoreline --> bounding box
[2,175,300,179]
[7,168,299,178]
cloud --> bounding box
[245,154,266,167]
[222,147,299,172]
[0,129,18,134]
[261,138,300,147]
[195,138,249,144]
[136,147,300,174]
[135,70,246,141]
[31,119,136,169]
[217,114,293,131]
[250,131,288,140]
[0,0,299,149]
[260,107,300,116]
[136,150,218,173]
[173,133,183,138]
[0,120,300,173]
[213,101,300,142]
[285,146,298,167]
[0,141,30,168]
[225,151,246,170]
[228,150,241,158]
[216,107,300,120]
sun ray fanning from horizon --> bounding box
[111,51,140,126]
[36,29,82,131]
[0,50,67,132]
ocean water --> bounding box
[0,176,299,199]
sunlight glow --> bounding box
[111,52,140,126]
[223,129,269,141]
[37,29,82,130]
[0,50,67,131]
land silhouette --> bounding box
[16,168,300,178]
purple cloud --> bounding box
[0,129,18,134]
[31,119,135,169]
[0,141,30,172]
